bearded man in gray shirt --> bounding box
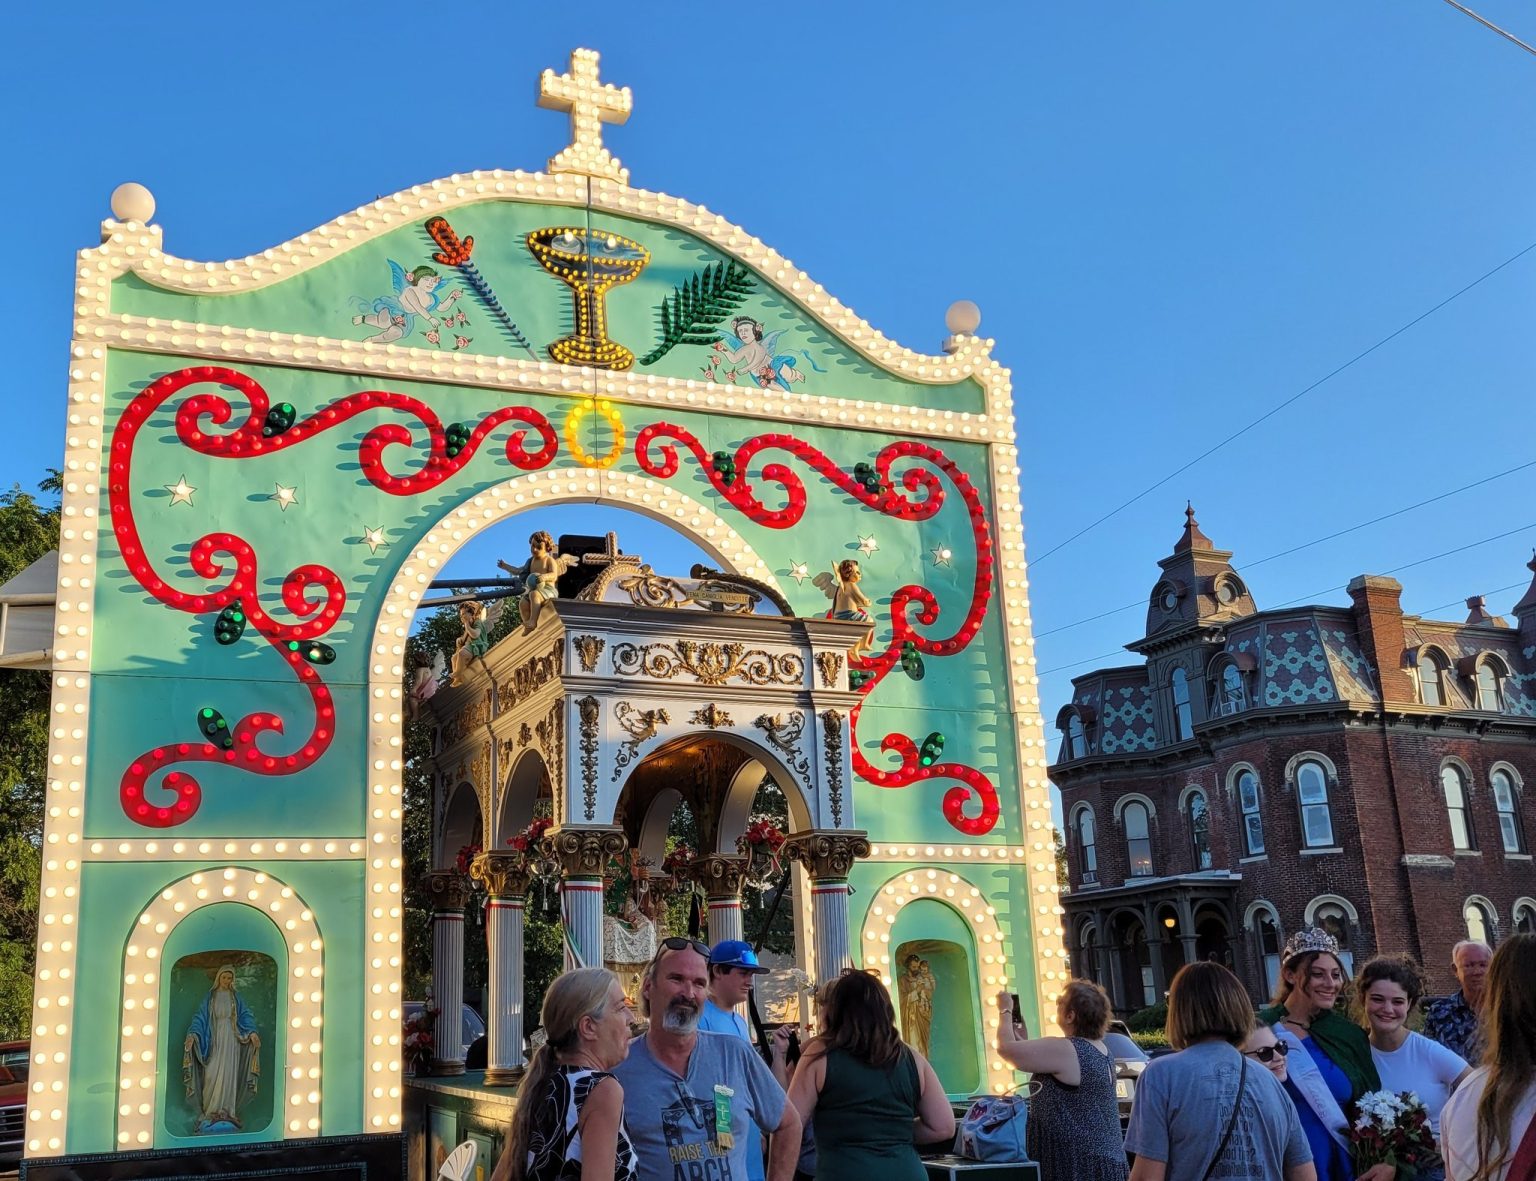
[613,937,801,1181]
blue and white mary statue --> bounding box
[182,964,261,1133]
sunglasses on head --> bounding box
[656,936,711,960]
[1244,1043,1290,1063]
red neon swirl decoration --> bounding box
[635,422,1001,835]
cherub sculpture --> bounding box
[448,597,508,686]
[407,649,446,722]
[813,558,876,661]
[496,531,578,632]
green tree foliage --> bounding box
[0,474,61,1038]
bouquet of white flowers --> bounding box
[1349,1090,1439,1177]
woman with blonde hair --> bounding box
[489,966,637,1181]
[997,978,1127,1180]
[1127,961,1314,1181]
[1441,934,1536,1181]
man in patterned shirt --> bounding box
[1423,940,1492,1065]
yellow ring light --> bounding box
[564,397,625,469]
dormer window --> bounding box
[1213,573,1246,607]
[1056,706,1095,762]
[1159,585,1179,612]
[1170,668,1194,741]
[1413,647,1448,707]
[1475,658,1505,712]
[1210,659,1247,716]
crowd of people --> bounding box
[485,928,1536,1181]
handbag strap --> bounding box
[1201,1056,1249,1181]
[1508,1108,1536,1181]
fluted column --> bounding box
[425,871,472,1075]
[470,852,536,1086]
[691,854,748,947]
[543,827,628,970]
[784,831,870,985]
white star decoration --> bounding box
[361,525,388,554]
[931,545,953,567]
[857,534,879,557]
[789,561,810,585]
[164,476,196,507]
[269,483,299,512]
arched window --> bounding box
[1415,649,1446,707]
[1171,669,1193,741]
[1077,921,1099,982]
[1476,661,1505,712]
[1295,759,1334,848]
[1237,769,1265,855]
[1515,900,1536,935]
[1313,901,1355,974]
[1215,663,1246,714]
[1188,790,1212,870]
[1124,801,1153,877]
[1075,806,1099,884]
[1442,763,1475,851]
[1067,713,1088,760]
[1464,899,1495,946]
[1492,768,1524,854]
[1250,905,1283,995]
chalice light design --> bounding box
[527,226,651,370]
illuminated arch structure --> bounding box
[28,47,1062,1175]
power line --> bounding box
[1029,239,1536,566]
[1409,579,1529,620]
[1439,0,1536,56]
[1037,522,1536,676]
[1033,456,1536,638]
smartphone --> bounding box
[1007,993,1022,1022]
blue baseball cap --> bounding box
[708,939,770,974]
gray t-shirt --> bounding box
[613,1030,786,1181]
[1124,1042,1312,1181]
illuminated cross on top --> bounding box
[538,48,633,186]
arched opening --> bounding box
[1194,905,1231,967]
[892,902,984,1096]
[438,781,483,870]
[1112,911,1153,1012]
[495,748,551,844]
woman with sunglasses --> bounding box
[786,967,954,1180]
[1358,954,1469,1179]
[1243,1025,1292,1083]
[1126,962,1314,1181]
[489,966,637,1181]
[1257,927,1387,1181]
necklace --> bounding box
[1283,1015,1312,1031]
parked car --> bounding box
[403,1002,486,1061]
[0,1039,27,1169]
[1104,1022,1150,1125]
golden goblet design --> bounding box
[526,226,651,370]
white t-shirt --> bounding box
[1441,1067,1536,1181]
[1370,1031,1468,1135]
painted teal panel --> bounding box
[108,203,984,414]
[66,860,366,1153]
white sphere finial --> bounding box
[945,299,981,336]
[110,182,156,223]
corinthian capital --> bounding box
[685,854,749,899]
[783,830,871,882]
[423,870,473,911]
[541,827,628,878]
[470,851,535,898]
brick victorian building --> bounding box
[1050,509,1536,1014]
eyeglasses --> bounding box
[656,936,711,960]
[1243,1043,1290,1063]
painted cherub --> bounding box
[407,649,446,722]
[497,531,577,631]
[813,558,875,660]
[448,597,507,686]
[710,316,806,391]
[351,261,462,345]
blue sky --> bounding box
[5,1,1534,731]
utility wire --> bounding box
[1439,0,1536,56]
[1038,522,1536,676]
[1029,239,1536,566]
[1034,456,1536,638]
[1409,579,1529,620]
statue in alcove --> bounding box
[898,953,935,1057]
[182,964,261,1133]
[603,893,658,1004]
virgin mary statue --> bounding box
[182,965,261,1132]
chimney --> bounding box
[1348,575,1413,703]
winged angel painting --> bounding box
[351,261,465,345]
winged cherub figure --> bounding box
[351,261,462,345]
[448,597,509,686]
[407,649,446,722]
[496,531,578,632]
[813,558,876,661]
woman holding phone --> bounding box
[997,980,1128,1181]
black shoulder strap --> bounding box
[1201,1056,1249,1181]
